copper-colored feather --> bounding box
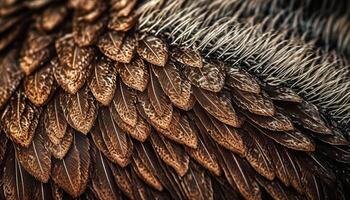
[172,47,203,68]
[46,127,74,160]
[60,85,98,134]
[24,59,57,106]
[119,56,149,92]
[88,56,117,106]
[51,133,90,198]
[150,132,190,177]
[1,91,42,147]
[15,121,51,183]
[19,30,53,76]
[226,67,261,94]
[98,107,133,167]
[137,35,168,67]
[152,61,195,110]
[184,60,225,92]
[54,36,94,94]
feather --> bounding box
[226,67,260,94]
[110,105,151,142]
[15,120,51,183]
[0,23,23,51]
[119,56,149,92]
[3,149,33,200]
[51,133,90,198]
[172,47,203,68]
[91,146,122,200]
[1,90,42,147]
[111,79,138,127]
[19,30,53,75]
[244,110,294,131]
[303,154,336,183]
[216,145,261,200]
[283,101,332,135]
[60,85,98,134]
[314,128,348,146]
[24,59,57,106]
[46,127,74,159]
[318,143,350,163]
[256,125,315,151]
[97,31,136,63]
[148,68,173,116]
[137,92,173,130]
[98,107,133,167]
[192,104,245,154]
[137,35,168,67]
[108,11,137,32]
[74,0,107,22]
[181,162,213,200]
[279,148,304,193]
[110,0,137,16]
[232,90,275,116]
[301,172,323,200]
[150,132,189,177]
[152,61,195,110]
[155,110,198,148]
[255,176,289,200]
[184,60,225,92]
[31,180,53,200]
[185,115,221,176]
[0,131,7,161]
[133,141,178,195]
[73,13,107,47]
[108,162,135,199]
[265,86,303,103]
[131,152,163,191]
[88,56,117,106]
[44,93,68,145]
[242,125,275,180]
[193,87,240,127]
[37,4,68,32]
[54,36,95,94]
[0,48,23,109]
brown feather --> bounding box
[15,120,51,183]
[255,176,289,200]
[137,91,173,130]
[226,67,260,94]
[184,60,225,92]
[3,149,33,200]
[148,68,173,116]
[119,56,149,92]
[193,87,240,127]
[232,90,275,116]
[91,146,122,200]
[152,61,195,110]
[283,101,332,135]
[150,132,190,177]
[60,85,98,134]
[244,110,294,131]
[108,11,137,32]
[216,145,261,200]
[110,105,151,142]
[185,115,221,176]
[137,35,168,67]
[51,133,90,198]
[265,86,303,103]
[46,127,74,159]
[0,48,23,109]
[73,13,107,47]
[98,107,133,167]
[0,130,8,161]
[155,110,198,148]
[181,162,214,200]
[1,91,42,147]
[97,31,136,63]
[19,30,53,75]
[172,47,203,68]
[88,56,117,106]
[111,79,138,127]
[192,104,245,154]
[37,4,68,32]
[54,35,95,94]
[24,59,57,106]
[108,162,135,199]
[44,92,68,145]
[131,152,163,191]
